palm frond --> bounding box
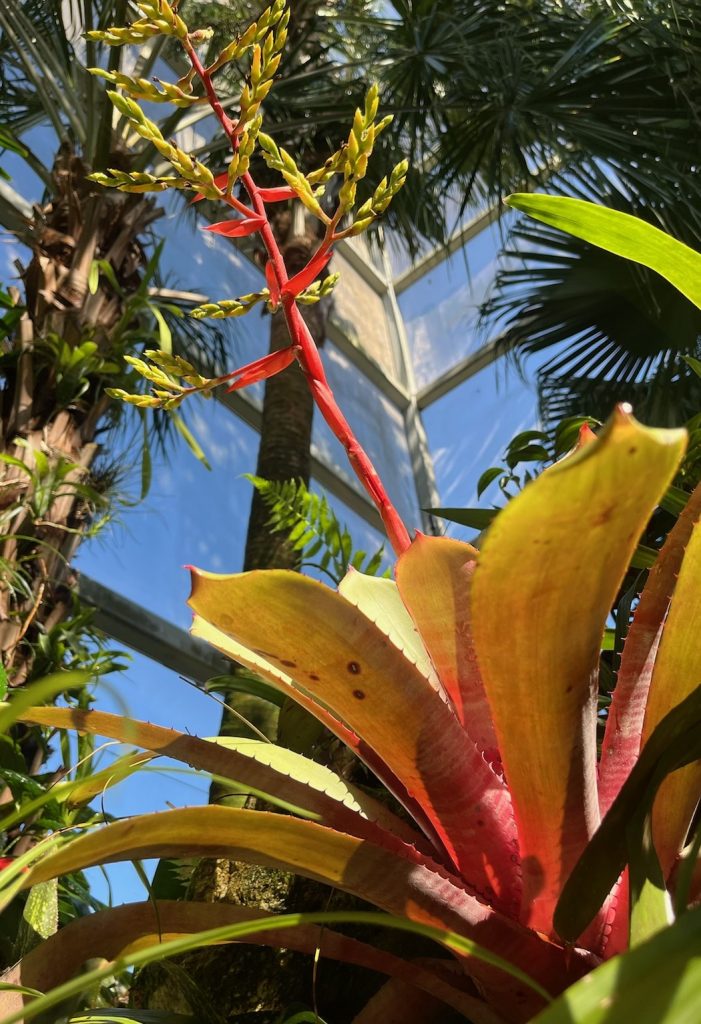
[482,170,701,428]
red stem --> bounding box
[184,41,411,555]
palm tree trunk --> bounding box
[0,142,155,754]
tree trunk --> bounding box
[0,142,156,789]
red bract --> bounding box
[204,217,266,237]
[191,171,229,202]
[258,186,297,203]
[265,260,281,308]
[224,346,296,393]
[281,250,333,300]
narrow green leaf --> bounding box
[684,355,701,379]
[171,413,211,470]
[150,305,172,353]
[0,664,7,700]
[68,1013,195,1023]
[506,193,701,309]
[630,544,658,570]
[0,984,44,999]
[96,259,122,296]
[0,671,91,734]
[532,905,701,1024]
[87,260,100,295]
[0,910,549,1024]
[426,507,498,531]
[660,485,689,517]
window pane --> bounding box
[423,361,540,536]
[331,251,399,381]
[312,342,420,533]
[399,219,506,391]
[76,397,260,626]
[83,648,224,904]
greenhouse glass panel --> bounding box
[76,396,260,627]
[331,250,399,381]
[84,648,223,904]
[423,360,541,535]
[398,219,506,390]
[312,342,420,532]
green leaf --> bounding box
[68,1013,195,1022]
[507,429,550,449]
[506,194,701,309]
[14,879,58,957]
[150,305,172,354]
[0,664,7,700]
[95,259,122,297]
[0,671,91,735]
[87,260,99,295]
[171,413,211,470]
[149,858,196,903]
[505,443,550,468]
[206,672,285,709]
[477,467,504,498]
[630,544,658,570]
[684,355,701,379]
[661,485,689,517]
[532,905,701,1024]
[426,507,498,531]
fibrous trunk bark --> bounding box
[0,143,155,808]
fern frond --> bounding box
[247,476,388,583]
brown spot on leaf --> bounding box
[347,661,361,674]
[352,689,366,700]
[592,505,615,526]
[309,673,320,682]
[280,659,296,668]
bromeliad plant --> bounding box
[3,5,701,1023]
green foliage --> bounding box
[533,901,701,1024]
[248,476,388,583]
[506,193,701,312]
[0,288,23,340]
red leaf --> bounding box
[281,249,332,299]
[225,346,296,392]
[265,261,281,307]
[258,186,297,203]
[191,171,229,203]
[204,217,265,238]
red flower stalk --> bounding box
[183,40,411,557]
